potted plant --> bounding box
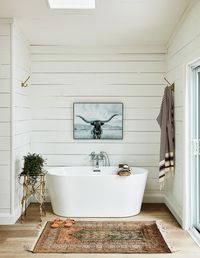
[19,153,46,185]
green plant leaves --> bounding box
[22,153,46,177]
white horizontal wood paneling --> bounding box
[13,120,31,135]
[31,96,162,108]
[12,23,31,214]
[0,94,10,107]
[0,50,10,64]
[13,133,30,150]
[31,46,165,195]
[44,154,159,167]
[165,1,200,224]
[0,79,11,93]
[0,122,10,136]
[0,151,10,165]
[31,107,159,120]
[0,24,10,36]
[0,36,10,53]
[31,73,164,86]
[31,84,164,97]
[13,107,30,121]
[32,54,165,63]
[32,61,166,73]
[32,143,159,155]
[32,119,159,132]
[13,93,30,108]
[0,137,10,150]
[0,64,10,79]
[0,166,10,178]
[0,23,11,211]
[32,131,160,143]
[31,45,166,54]
[0,108,11,121]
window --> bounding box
[188,64,200,246]
[48,0,95,9]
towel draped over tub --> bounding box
[157,86,175,188]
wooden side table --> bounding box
[21,174,46,223]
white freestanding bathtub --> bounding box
[47,166,148,217]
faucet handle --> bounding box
[90,151,96,158]
[100,152,104,157]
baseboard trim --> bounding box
[1,193,182,225]
[143,191,164,203]
[188,228,200,247]
[33,193,165,204]
[164,194,182,226]
[35,193,164,204]
[0,206,21,225]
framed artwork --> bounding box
[73,102,123,139]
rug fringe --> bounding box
[24,221,48,253]
[156,220,176,253]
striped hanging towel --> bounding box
[156,86,175,188]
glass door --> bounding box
[191,66,200,232]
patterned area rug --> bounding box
[33,221,171,253]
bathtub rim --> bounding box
[46,166,148,177]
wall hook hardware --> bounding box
[164,77,175,91]
[21,76,30,87]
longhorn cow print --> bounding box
[76,114,119,139]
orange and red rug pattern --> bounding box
[33,221,171,253]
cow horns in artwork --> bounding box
[76,114,119,139]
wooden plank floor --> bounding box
[0,203,199,258]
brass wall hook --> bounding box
[164,77,175,91]
[21,76,30,87]
[164,77,171,85]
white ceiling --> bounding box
[0,0,191,46]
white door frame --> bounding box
[184,58,200,245]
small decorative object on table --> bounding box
[117,163,131,176]
[19,153,47,223]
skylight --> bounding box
[48,0,95,9]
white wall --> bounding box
[31,45,166,202]
[0,20,12,217]
[165,0,200,225]
[0,19,31,224]
[12,22,31,216]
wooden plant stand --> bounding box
[21,174,46,223]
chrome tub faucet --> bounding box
[89,151,110,168]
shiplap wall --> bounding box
[166,1,200,224]
[12,23,31,213]
[0,21,11,214]
[31,46,166,201]
[0,20,31,224]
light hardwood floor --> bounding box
[0,203,199,258]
